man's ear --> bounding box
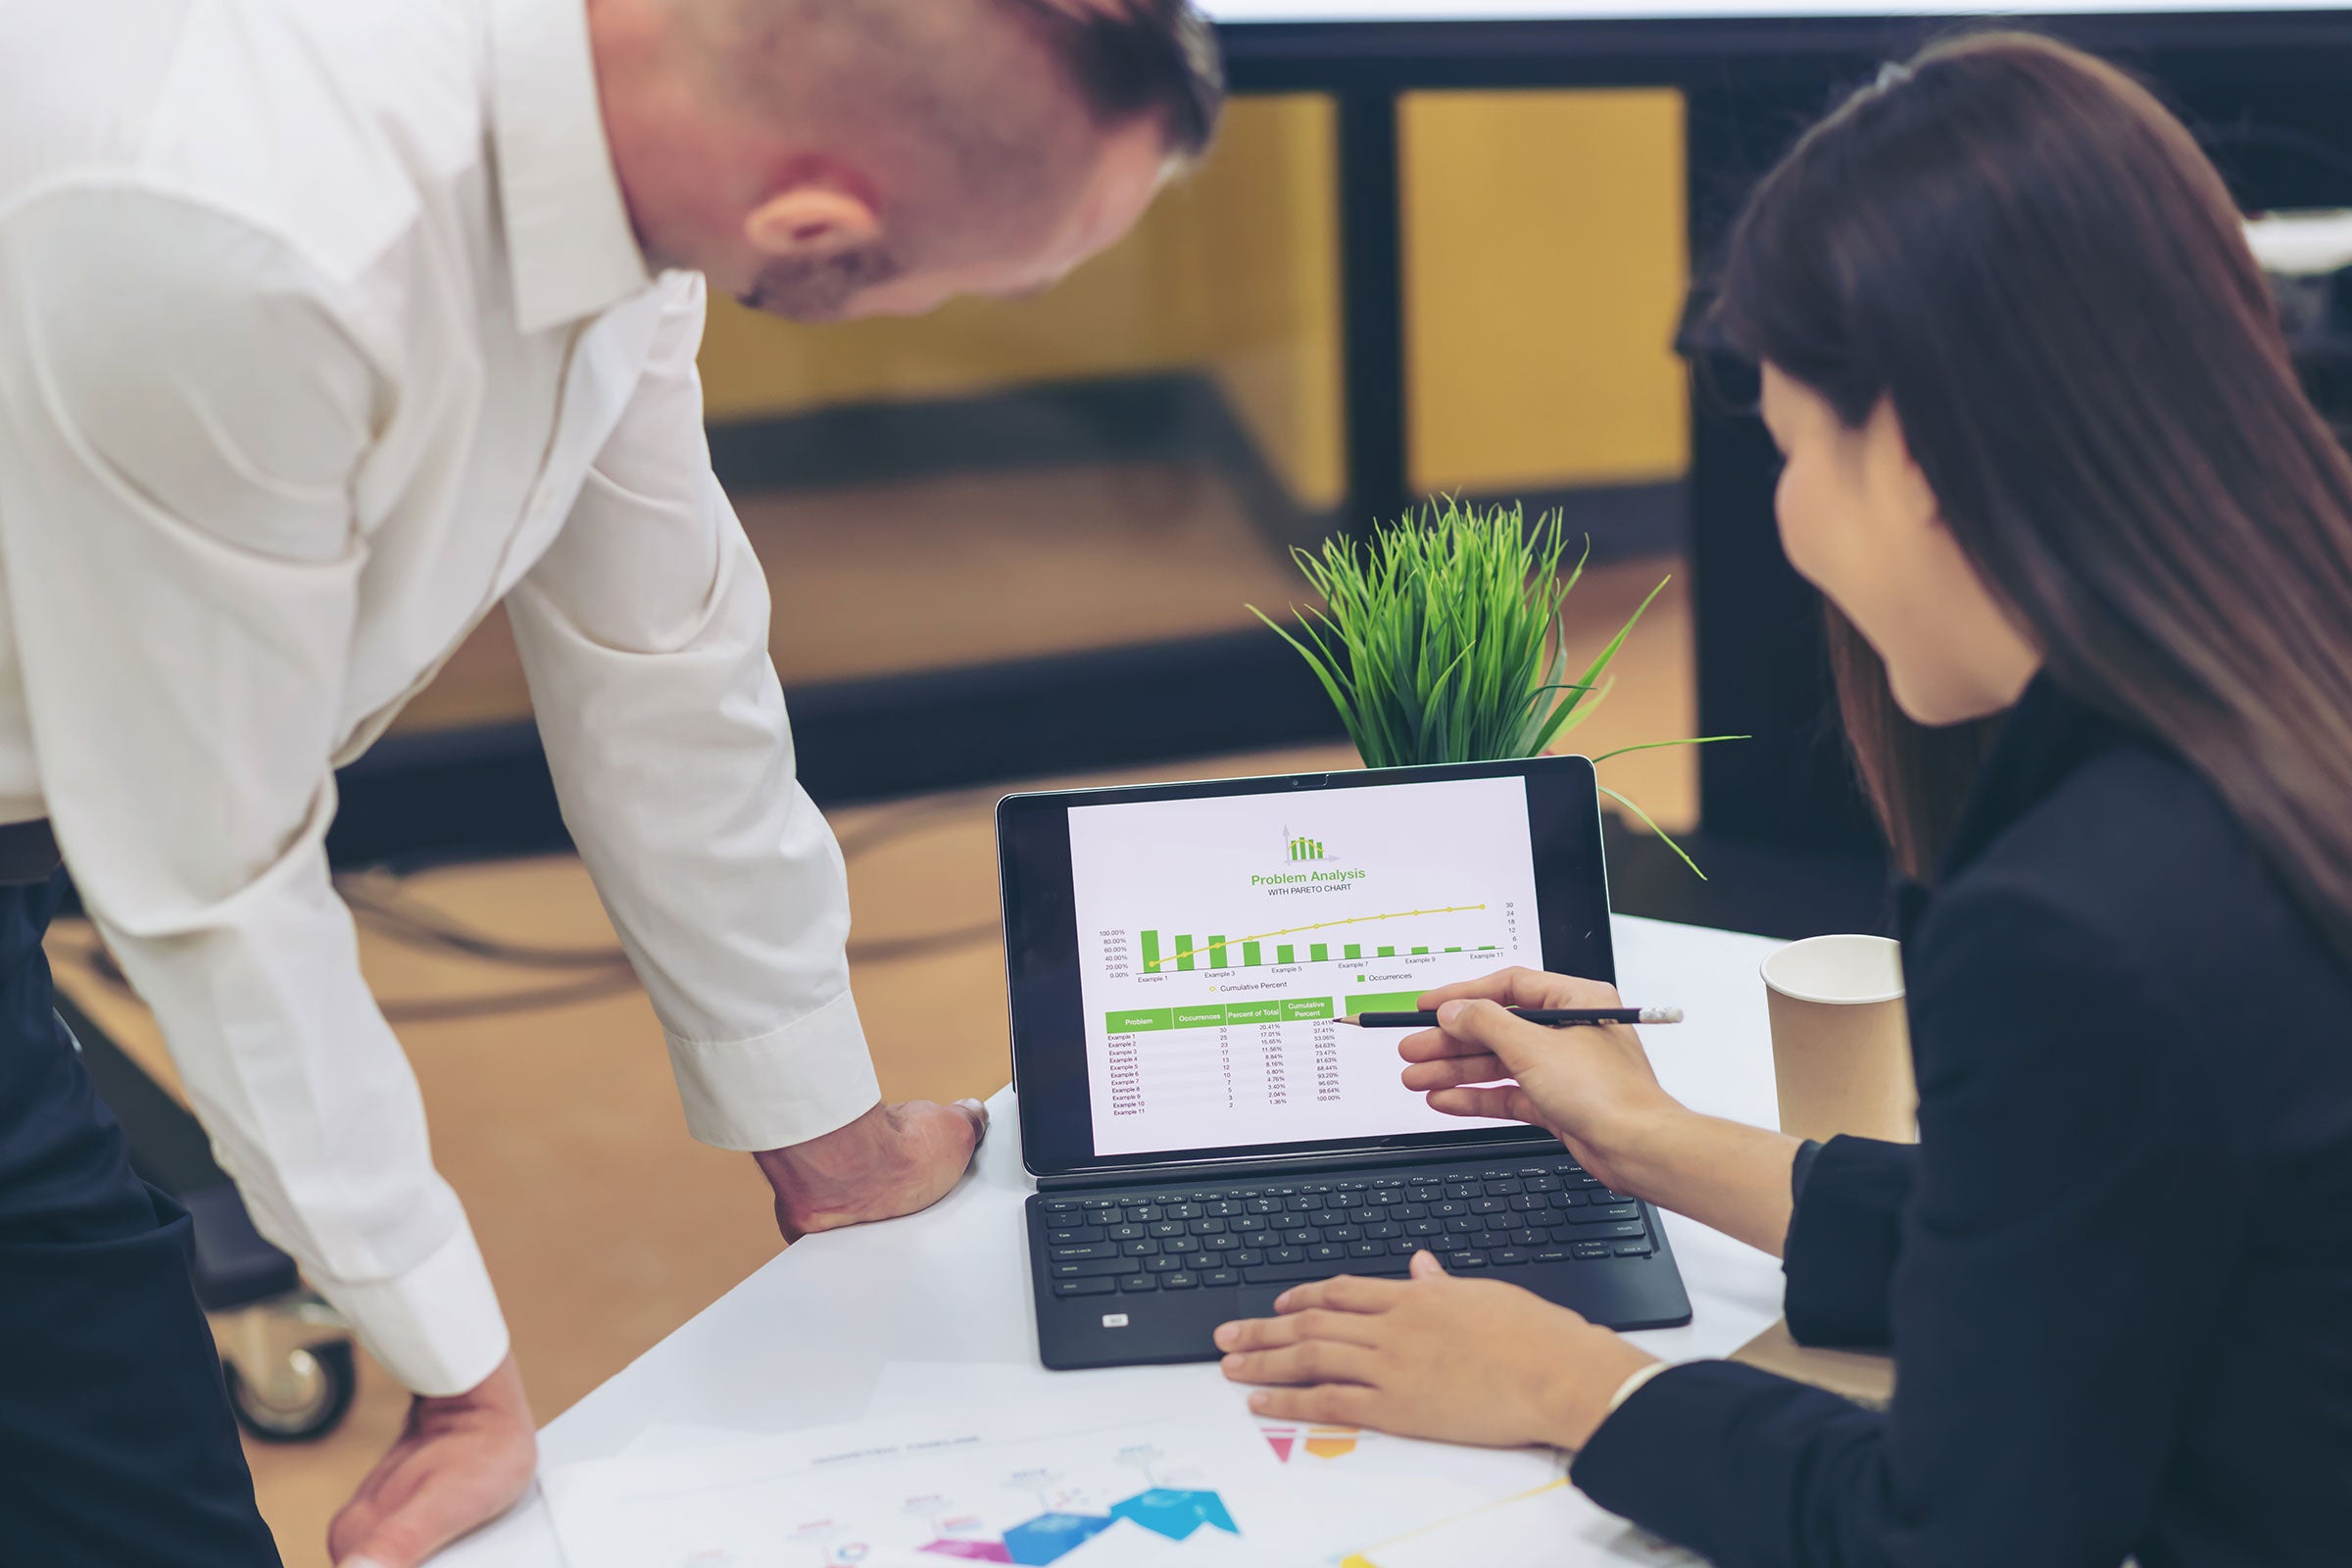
[744,184,882,260]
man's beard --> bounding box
[738,244,906,322]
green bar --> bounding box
[1344,944,1362,959]
[1377,946,1396,957]
[1309,943,1329,962]
[1173,1004,1227,1030]
[1105,1008,1172,1033]
[1410,947,1430,956]
[1175,934,1197,972]
[1224,1000,1285,1024]
[1445,947,1462,954]
[1346,990,1426,1016]
[1479,945,1498,952]
[1283,996,1335,1022]
[1207,935,1229,968]
[1276,945,1295,963]
[1314,840,1324,858]
[1243,942,1263,966]
[1140,931,1161,973]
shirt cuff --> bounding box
[1604,1358,1678,1419]
[664,988,883,1152]
[314,1219,511,1397]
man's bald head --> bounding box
[589,0,1222,321]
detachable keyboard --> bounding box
[1025,1153,1691,1370]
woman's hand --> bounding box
[1401,968,1683,1192]
[1214,1251,1658,1452]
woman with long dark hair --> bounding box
[1211,32,2352,1564]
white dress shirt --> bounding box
[0,0,883,1396]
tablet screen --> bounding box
[1000,758,1614,1177]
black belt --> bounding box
[0,819,61,886]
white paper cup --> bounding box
[1761,934,1917,1145]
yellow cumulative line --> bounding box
[1155,905,1487,968]
[1340,1477,1572,1566]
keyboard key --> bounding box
[1205,1200,1243,1217]
[1233,1215,1269,1233]
[1365,1222,1401,1240]
[1234,1250,1266,1267]
[1534,1249,1570,1263]
[1203,1235,1241,1251]
[1432,1200,1469,1218]
[1146,1255,1182,1273]
[1047,1227,1104,1246]
[1614,1240,1654,1257]
[1051,1257,1126,1278]
[1165,1203,1203,1220]
[1512,1228,1547,1248]
[1309,1243,1347,1262]
[1588,1220,1648,1240]
[1051,1243,1121,1262]
[1445,1251,1487,1270]
[1187,1218,1227,1235]
[1509,1195,1545,1213]
[1119,1275,1157,1293]
[1164,1272,1200,1291]
[1472,1198,1509,1214]
[1055,1277,1116,1297]
[1246,1199,1282,1214]
[1395,1202,1429,1219]
[1407,1219,1444,1236]
[1524,1176,1562,1193]
[1348,1207,1383,1226]
[1106,1223,1146,1241]
[1121,1240,1158,1256]
[1202,1268,1242,1288]
[1245,1258,1407,1285]
[1445,1182,1480,1200]
[1548,1192,1588,1209]
[1125,1205,1161,1221]
[1282,1228,1315,1247]
[1323,1225,1361,1243]
[1484,1179,1523,1196]
[1572,1242,1613,1260]
[1391,1238,1427,1254]
[1149,1221,1185,1239]
[1348,1241,1384,1258]
[1491,1249,1530,1266]
[1163,1237,1201,1254]
[1267,1247,1306,1265]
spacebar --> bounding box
[1244,1259,1411,1286]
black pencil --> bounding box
[1340,1005,1683,1029]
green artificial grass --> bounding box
[1251,500,1740,877]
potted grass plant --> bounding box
[1250,499,1739,876]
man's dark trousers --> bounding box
[0,872,280,1564]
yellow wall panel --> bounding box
[1402,90,1690,496]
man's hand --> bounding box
[328,1352,536,1568]
[1214,1251,1657,1452]
[756,1098,987,1240]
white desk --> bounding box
[434,915,1789,1566]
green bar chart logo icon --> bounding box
[1284,825,1331,862]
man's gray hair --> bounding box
[1001,0,1226,161]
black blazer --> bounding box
[1572,677,2352,1566]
